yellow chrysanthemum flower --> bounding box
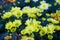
[25,19,32,25]
[21,25,35,34]
[5,20,22,32]
[39,27,47,36]
[13,10,23,18]
[48,35,53,40]
[11,7,20,12]
[22,7,41,18]
[13,20,22,28]
[34,27,39,32]
[27,7,39,18]
[27,13,36,18]
[33,19,41,24]
[47,24,55,34]
[21,29,27,35]
[5,22,13,29]
[30,7,39,14]
[39,1,51,10]
[55,26,60,30]
[25,19,41,26]
[10,7,23,18]
[47,18,59,24]
[32,19,41,27]
[25,26,34,34]
[22,6,30,14]
[2,12,12,19]
[10,27,16,32]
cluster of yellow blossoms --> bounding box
[39,24,60,40]
[5,20,22,32]
[1,6,60,40]
[2,7,42,19]
[2,7,23,19]
[21,19,41,35]
[22,7,42,18]
[39,24,55,36]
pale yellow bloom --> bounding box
[13,20,22,28]
[48,35,53,40]
[5,22,13,29]
[39,27,47,36]
[2,12,12,19]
